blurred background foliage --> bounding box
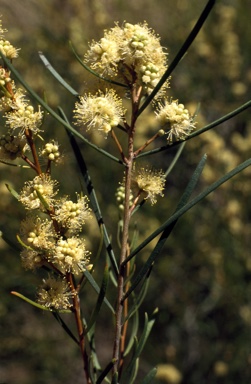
[1,0,251,383]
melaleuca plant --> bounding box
[1,1,251,383]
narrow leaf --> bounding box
[123,309,139,357]
[137,99,251,159]
[11,291,71,313]
[123,156,251,300]
[96,360,115,384]
[36,189,51,210]
[52,311,79,345]
[85,265,109,334]
[39,51,79,96]
[139,367,157,384]
[0,230,21,252]
[5,183,19,200]
[126,157,251,263]
[164,142,186,178]
[83,270,115,314]
[121,310,158,383]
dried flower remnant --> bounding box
[19,174,58,210]
[74,89,125,137]
[51,237,90,275]
[20,249,44,270]
[37,275,74,310]
[0,133,27,160]
[155,99,195,143]
[131,167,165,205]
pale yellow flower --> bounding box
[51,237,90,275]
[0,38,19,59]
[40,141,61,163]
[74,89,125,137]
[19,174,58,210]
[132,166,165,205]
[19,216,55,250]
[84,22,168,96]
[5,103,43,134]
[54,195,92,235]
[37,275,74,310]
[155,99,195,142]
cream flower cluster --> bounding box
[19,174,58,210]
[155,99,196,143]
[74,89,125,137]
[18,173,92,279]
[0,20,19,59]
[37,276,74,310]
[85,22,168,95]
[5,100,43,134]
[54,194,92,235]
[131,167,166,205]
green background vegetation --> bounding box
[1,0,251,383]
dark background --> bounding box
[1,1,251,383]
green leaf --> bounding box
[164,141,186,178]
[52,311,79,345]
[125,156,251,264]
[85,324,102,381]
[139,367,157,384]
[83,269,115,314]
[122,154,207,300]
[137,99,251,159]
[11,291,71,313]
[123,309,139,357]
[35,189,51,211]
[5,183,19,200]
[121,309,158,383]
[0,230,21,253]
[85,265,109,334]
[96,360,115,384]
[39,52,79,97]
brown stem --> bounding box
[21,154,38,172]
[111,129,126,163]
[112,89,140,377]
[24,128,42,175]
[118,255,131,378]
[134,132,160,157]
[112,157,133,375]
[67,273,91,384]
